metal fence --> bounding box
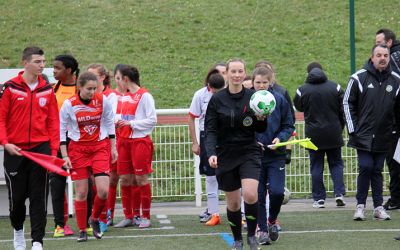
[151,113,390,204]
[0,109,391,212]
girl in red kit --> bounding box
[112,64,157,229]
[104,64,128,227]
[60,71,117,242]
[87,63,113,96]
[86,63,113,232]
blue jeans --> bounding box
[257,155,285,232]
[309,148,345,201]
[356,150,386,208]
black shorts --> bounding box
[199,131,215,176]
[216,142,262,192]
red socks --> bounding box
[107,185,117,219]
[75,200,87,231]
[140,183,152,219]
[121,185,133,219]
[131,185,141,217]
[92,196,107,220]
[99,204,108,223]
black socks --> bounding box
[244,202,258,237]
[227,208,242,241]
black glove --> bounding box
[285,149,292,164]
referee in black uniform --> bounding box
[205,58,267,250]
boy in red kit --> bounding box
[0,46,60,250]
[112,64,157,229]
[59,71,117,242]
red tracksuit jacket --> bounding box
[0,71,60,155]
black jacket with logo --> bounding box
[390,41,400,75]
[343,60,400,152]
[293,68,344,150]
[205,87,268,158]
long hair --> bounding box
[87,63,111,87]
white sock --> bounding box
[241,188,245,214]
[206,175,219,214]
[265,191,270,220]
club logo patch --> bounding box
[84,125,98,135]
[9,172,18,176]
[386,85,393,92]
[39,97,47,107]
[243,116,253,127]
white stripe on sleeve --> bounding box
[343,79,355,133]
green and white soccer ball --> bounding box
[249,90,276,116]
[282,187,291,205]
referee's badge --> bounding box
[386,85,393,93]
[243,116,253,127]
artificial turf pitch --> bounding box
[1,210,400,250]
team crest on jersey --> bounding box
[243,116,253,127]
[39,97,47,107]
[386,85,393,92]
[84,124,98,135]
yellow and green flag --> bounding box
[267,138,318,151]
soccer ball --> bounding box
[282,187,291,205]
[249,90,276,116]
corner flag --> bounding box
[267,138,318,151]
[20,150,70,177]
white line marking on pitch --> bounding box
[156,214,168,219]
[283,229,400,234]
[28,226,175,235]
[126,226,175,231]
[2,228,400,243]
[159,219,171,224]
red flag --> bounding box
[20,150,70,177]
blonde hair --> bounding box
[226,58,246,71]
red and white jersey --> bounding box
[189,86,213,131]
[112,87,157,139]
[107,89,123,114]
[60,93,115,142]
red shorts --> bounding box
[117,136,154,175]
[68,139,110,181]
[110,162,117,172]
[105,138,118,172]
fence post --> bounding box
[194,118,202,207]
[67,176,74,216]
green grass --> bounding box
[1,210,400,249]
[1,0,399,108]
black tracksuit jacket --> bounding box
[343,60,400,152]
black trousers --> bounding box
[49,173,66,227]
[386,133,400,204]
[4,142,50,245]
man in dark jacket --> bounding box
[376,28,400,74]
[375,29,400,210]
[344,44,400,221]
[294,62,346,209]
